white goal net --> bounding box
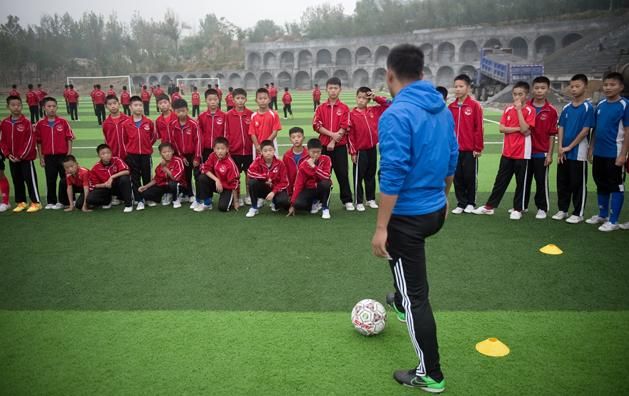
[66,75,133,96]
[175,78,221,95]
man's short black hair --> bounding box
[63,155,77,163]
[314,83,319,87]
[307,138,323,150]
[326,77,342,87]
[454,74,472,85]
[260,140,275,150]
[96,143,111,153]
[156,94,170,103]
[6,95,21,105]
[532,76,551,87]
[513,81,530,92]
[205,88,219,99]
[158,142,174,152]
[193,86,198,91]
[106,95,118,103]
[387,44,424,82]
[172,98,188,110]
[571,74,588,84]
[69,84,74,89]
[603,71,624,84]
[356,86,371,95]
[130,95,143,103]
[109,85,114,88]
[96,84,101,89]
[42,97,57,105]
[28,84,33,89]
[13,84,18,89]
[289,127,304,136]
[436,86,448,101]
[233,88,247,98]
[256,88,269,97]
[214,136,229,147]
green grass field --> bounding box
[1,91,628,395]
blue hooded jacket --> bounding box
[378,80,458,216]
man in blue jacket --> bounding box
[371,44,458,393]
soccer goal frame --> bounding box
[66,75,134,94]
[175,77,221,92]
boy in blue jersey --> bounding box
[586,72,629,231]
[553,74,595,224]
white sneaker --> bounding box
[194,204,208,212]
[246,208,258,218]
[345,202,355,211]
[565,215,583,224]
[356,203,366,212]
[451,207,464,215]
[535,209,547,220]
[619,222,629,230]
[111,197,121,206]
[510,210,522,220]
[464,205,475,214]
[136,202,145,211]
[367,200,379,209]
[257,198,264,208]
[146,200,157,207]
[123,206,133,213]
[310,202,322,214]
[552,211,568,220]
[172,199,182,209]
[598,221,619,232]
[44,203,55,210]
[508,208,529,214]
[270,203,278,212]
[238,198,245,207]
[189,200,199,210]
[244,196,252,206]
[53,203,65,210]
[586,215,607,224]
[472,205,494,215]
[0,203,10,212]
[102,204,112,209]
[321,209,331,219]
[161,194,172,206]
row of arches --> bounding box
[247,33,584,70]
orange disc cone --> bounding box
[476,338,510,357]
[539,244,563,255]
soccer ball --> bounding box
[351,299,387,336]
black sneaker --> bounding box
[394,369,446,393]
[386,292,406,322]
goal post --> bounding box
[175,78,221,95]
[66,75,134,95]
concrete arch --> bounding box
[355,47,372,65]
[535,35,556,58]
[437,42,455,63]
[277,71,292,88]
[375,46,389,65]
[562,33,583,48]
[280,51,294,69]
[295,71,311,89]
[436,66,454,87]
[336,48,352,66]
[187,74,197,80]
[459,65,477,81]
[352,69,370,88]
[264,52,278,68]
[423,67,433,82]
[460,40,479,62]
[148,76,159,86]
[314,70,329,86]
[298,50,313,68]
[483,38,502,49]
[333,69,349,86]
[248,52,262,70]
[316,49,332,67]
[229,73,242,88]
[161,75,172,86]
[244,72,257,90]
[174,74,184,82]
[373,68,387,89]
[509,37,528,59]
[259,72,273,87]
[420,43,433,62]
[132,76,145,87]
[215,73,225,82]
[201,73,211,79]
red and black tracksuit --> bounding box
[88,157,132,207]
[122,116,157,202]
[247,156,290,210]
[0,115,40,204]
[35,116,75,205]
[169,116,202,197]
[291,154,333,211]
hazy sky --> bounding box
[0,0,359,30]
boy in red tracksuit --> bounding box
[26,84,40,124]
[268,82,278,111]
[62,155,91,212]
[91,84,106,125]
[214,84,223,108]
[313,76,353,210]
[169,98,201,201]
[448,74,484,214]
[138,142,187,209]
[122,96,157,210]
[103,95,130,159]
[194,137,240,212]
[198,88,226,162]
[250,88,282,156]
[283,127,309,198]
[35,84,47,119]
[35,97,75,209]
[224,88,253,206]
[288,138,333,219]
[245,140,290,217]
[191,87,201,117]
[282,88,293,119]
[348,87,389,211]
[9,85,20,98]
[312,84,321,112]
[66,84,79,121]
[153,85,164,112]
[171,87,182,103]
[524,76,558,219]
[88,144,133,212]
[474,81,536,220]
[141,85,152,116]
[120,86,131,116]
[155,94,175,143]
[225,87,235,111]
[107,85,116,97]
[1,95,41,212]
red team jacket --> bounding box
[500,104,537,160]
[156,112,176,143]
[312,88,321,102]
[122,116,157,155]
[141,89,151,103]
[247,156,290,193]
[35,88,47,102]
[291,155,332,204]
[347,96,389,155]
[168,116,202,161]
[225,93,235,108]
[89,157,129,189]
[66,89,79,104]
[268,86,277,99]
[26,91,39,107]
[198,110,226,150]
[171,92,182,102]
[224,108,253,156]
[201,152,240,190]
[191,92,201,106]
[153,87,164,100]
[120,90,131,105]
[154,156,187,188]
[313,100,350,147]
[216,88,223,102]
[448,95,485,153]
[282,147,310,197]
[527,99,559,155]
[91,89,106,105]
[0,115,36,160]
[282,92,292,105]
[34,117,75,155]
[66,167,90,188]
[107,89,116,97]
[102,114,130,159]
[8,88,20,98]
